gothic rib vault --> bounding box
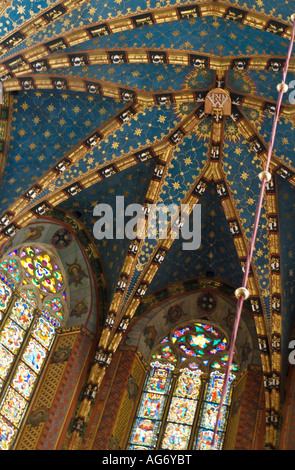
[0,0,295,449]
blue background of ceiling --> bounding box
[1,0,295,383]
[1,89,126,213]
[59,158,156,302]
[146,183,244,294]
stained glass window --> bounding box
[0,244,67,450]
[0,259,20,282]
[161,368,203,450]
[172,322,227,358]
[128,321,237,450]
[0,276,13,319]
[44,298,64,320]
[194,371,235,450]
[128,362,174,450]
[20,246,63,294]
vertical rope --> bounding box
[210,16,295,449]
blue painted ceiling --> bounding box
[0,0,295,367]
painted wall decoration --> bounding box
[51,228,72,249]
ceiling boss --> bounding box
[205,88,232,119]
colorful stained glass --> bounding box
[44,297,64,319]
[188,333,211,349]
[8,251,18,256]
[211,355,238,371]
[20,248,63,294]
[129,323,236,451]
[128,363,173,450]
[0,320,25,354]
[0,344,14,380]
[0,246,64,450]
[194,371,235,450]
[1,388,27,426]
[32,316,55,349]
[10,295,35,330]
[129,418,161,448]
[23,338,47,373]
[151,353,163,361]
[208,338,227,355]
[161,422,191,450]
[128,444,149,450]
[42,310,60,327]
[0,279,12,312]
[152,345,177,363]
[195,429,222,450]
[159,368,202,449]
[196,323,219,337]
[25,288,36,299]
[174,369,202,400]
[172,327,192,343]
[0,259,20,282]
[0,272,14,289]
[12,363,37,399]
[173,323,228,359]
[188,362,200,370]
[0,417,16,450]
[146,363,173,395]
[178,344,197,356]
[211,361,222,369]
[138,392,166,420]
[206,372,233,405]
[167,397,197,425]
[200,402,227,431]
[42,276,59,294]
[20,247,34,258]
[162,345,177,362]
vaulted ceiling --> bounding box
[1,1,295,441]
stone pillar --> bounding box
[224,367,265,450]
[82,345,147,450]
[15,326,94,450]
[279,365,295,449]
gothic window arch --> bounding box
[0,243,68,450]
[127,321,238,450]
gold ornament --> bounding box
[258,171,272,182]
[235,287,250,300]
